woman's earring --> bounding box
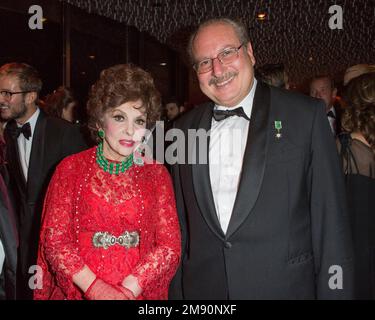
[98,129,105,139]
[137,136,146,156]
[133,137,145,166]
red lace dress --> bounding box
[33,147,181,300]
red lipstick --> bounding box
[119,139,135,148]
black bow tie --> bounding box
[13,122,32,140]
[213,107,250,122]
[327,110,336,119]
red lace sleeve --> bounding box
[132,164,181,299]
[37,156,86,297]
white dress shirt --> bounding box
[0,238,4,274]
[17,108,40,181]
[327,106,336,135]
[209,79,257,234]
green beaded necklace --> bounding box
[96,142,134,175]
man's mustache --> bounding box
[209,71,238,86]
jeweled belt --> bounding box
[92,231,140,249]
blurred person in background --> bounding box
[0,124,17,300]
[44,86,78,123]
[257,63,289,89]
[338,72,375,299]
[165,99,185,122]
[309,75,340,135]
[343,64,375,86]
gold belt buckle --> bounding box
[92,231,140,249]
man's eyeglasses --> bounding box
[193,43,244,74]
[0,90,32,100]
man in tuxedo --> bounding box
[309,75,340,135]
[0,63,87,299]
[169,18,354,299]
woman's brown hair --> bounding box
[44,86,77,119]
[86,64,161,142]
[342,72,375,153]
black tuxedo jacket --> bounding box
[332,103,343,136]
[169,82,354,299]
[0,174,17,300]
[4,110,87,298]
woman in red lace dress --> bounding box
[34,64,181,300]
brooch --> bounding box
[274,120,282,139]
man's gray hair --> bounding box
[187,18,250,65]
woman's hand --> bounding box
[84,278,131,300]
[121,274,142,298]
[73,265,131,300]
[116,286,136,300]
[72,265,97,293]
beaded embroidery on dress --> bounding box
[34,147,181,300]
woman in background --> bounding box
[44,86,78,123]
[338,72,375,299]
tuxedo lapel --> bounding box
[226,82,271,238]
[191,103,225,240]
[27,111,46,201]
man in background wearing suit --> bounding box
[0,63,87,299]
[309,75,340,135]
[169,18,354,299]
